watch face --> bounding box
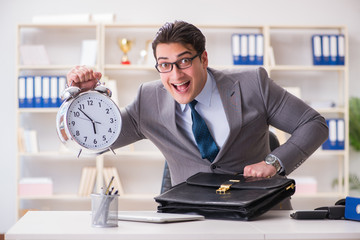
[266,155,276,164]
[65,91,121,151]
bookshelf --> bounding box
[266,25,349,208]
[15,23,349,218]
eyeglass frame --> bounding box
[155,52,202,73]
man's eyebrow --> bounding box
[177,51,192,58]
[157,51,192,61]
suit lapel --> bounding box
[211,69,243,162]
[156,86,199,153]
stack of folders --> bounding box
[312,34,345,65]
[322,118,345,150]
[18,75,66,108]
[231,34,264,65]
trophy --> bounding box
[118,38,133,64]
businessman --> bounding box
[67,21,328,207]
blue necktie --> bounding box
[189,100,219,162]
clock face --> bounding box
[65,91,121,151]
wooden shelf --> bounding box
[18,23,99,28]
[315,150,346,156]
[268,65,346,71]
[18,108,59,113]
[17,65,81,70]
[104,64,156,71]
[317,107,345,114]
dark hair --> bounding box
[152,20,206,59]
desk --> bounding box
[6,211,360,240]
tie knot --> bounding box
[189,99,198,110]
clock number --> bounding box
[79,104,85,110]
[93,139,97,144]
[102,135,106,141]
[71,121,75,126]
[110,118,114,123]
[98,102,102,108]
[73,111,80,117]
[87,100,94,106]
[106,108,110,114]
[76,130,80,136]
[108,128,113,133]
[84,136,87,142]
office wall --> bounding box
[1,0,360,232]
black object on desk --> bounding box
[290,210,328,219]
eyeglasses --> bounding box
[155,53,201,73]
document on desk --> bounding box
[117,211,204,223]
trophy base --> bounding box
[121,60,131,65]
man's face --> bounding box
[155,43,208,104]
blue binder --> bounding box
[322,35,330,65]
[255,34,264,65]
[240,34,248,64]
[232,34,241,65]
[42,76,51,108]
[322,118,345,150]
[34,76,42,108]
[312,35,322,65]
[25,76,34,108]
[337,34,345,65]
[248,34,256,65]
[18,76,26,108]
[329,35,338,65]
[312,34,345,66]
[232,33,263,65]
[50,76,58,108]
[57,76,66,106]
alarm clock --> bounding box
[56,83,122,157]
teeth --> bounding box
[173,81,189,86]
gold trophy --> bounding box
[118,38,133,64]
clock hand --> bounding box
[78,108,94,122]
[92,122,97,134]
[78,108,102,124]
[78,108,97,134]
[78,117,102,124]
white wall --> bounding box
[1,0,360,232]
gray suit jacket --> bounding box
[113,67,328,186]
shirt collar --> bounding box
[179,71,214,112]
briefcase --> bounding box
[155,172,295,220]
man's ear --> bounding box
[201,50,208,69]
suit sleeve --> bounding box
[112,84,146,149]
[256,67,329,175]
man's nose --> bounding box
[170,63,184,76]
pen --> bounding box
[108,186,114,195]
[104,176,114,195]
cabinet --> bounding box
[16,24,100,219]
[15,23,349,218]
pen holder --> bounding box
[91,193,118,228]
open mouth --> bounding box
[172,81,190,92]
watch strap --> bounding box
[265,154,282,173]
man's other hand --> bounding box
[243,161,277,178]
[67,65,102,91]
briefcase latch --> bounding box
[216,179,240,194]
